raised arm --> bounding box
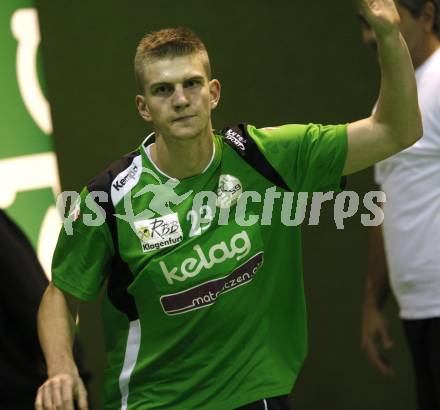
[35,283,88,410]
[343,0,422,175]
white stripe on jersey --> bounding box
[119,319,142,410]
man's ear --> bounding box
[209,79,221,110]
[136,95,152,122]
[421,1,437,33]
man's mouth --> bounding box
[172,115,196,122]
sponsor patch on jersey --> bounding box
[216,174,242,208]
[224,129,246,152]
[134,213,183,253]
[110,155,142,206]
[159,230,251,284]
[160,251,264,315]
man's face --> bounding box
[136,53,220,141]
[360,2,426,56]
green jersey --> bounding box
[52,123,347,410]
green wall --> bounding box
[0,0,61,278]
[36,1,415,409]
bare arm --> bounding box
[361,208,394,375]
[35,283,88,410]
[343,0,423,175]
[364,222,391,311]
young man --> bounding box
[359,1,440,409]
[35,1,422,409]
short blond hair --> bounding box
[134,27,211,93]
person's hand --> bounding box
[361,305,394,375]
[359,0,400,38]
[35,371,88,410]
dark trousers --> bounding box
[236,395,291,410]
[403,317,440,410]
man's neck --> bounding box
[412,35,440,69]
[151,126,214,180]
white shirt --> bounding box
[375,47,440,319]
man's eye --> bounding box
[155,85,172,95]
[185,80,199,88]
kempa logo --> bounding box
[112,164,139,191]
[159,230,251,285]
[224,129,246,152]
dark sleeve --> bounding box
[0,210,92,399]
[0,210,48,335]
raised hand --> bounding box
[359,0,400,37]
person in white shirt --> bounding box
[359,1,440,409]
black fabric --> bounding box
[87,150,140,245]
[108,254,139,321]
[220,123,291,191]
[0,210,90,406]
[236,395,291,410]
[403,317,440,410]
[87,151,139,320]
[0,210,48,399]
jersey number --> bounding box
[187,205,213,237]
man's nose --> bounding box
[172,85,189,109]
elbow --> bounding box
[400,116,423,149]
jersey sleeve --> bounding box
[247,123,348,192]
[52,187,114,301]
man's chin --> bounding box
[168,124,203,140]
